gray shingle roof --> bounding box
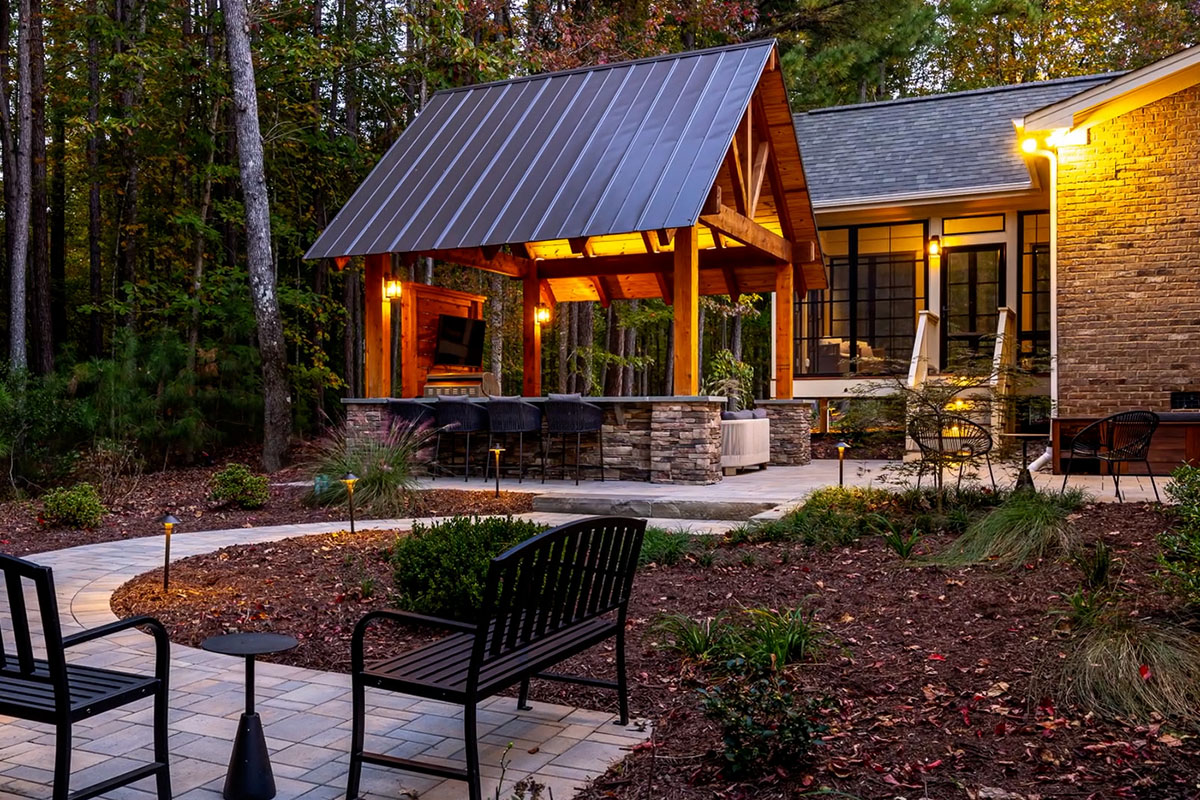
[794,74,1119,208]
[307,40,776,259]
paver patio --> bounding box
[0,514,655,800]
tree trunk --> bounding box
[556,301,568,393]
[49,106,65,352]
[29,0,51,374]
[489,271,503,386]
[732,311,743,360]
[578,301,594,395]
[224,0,292,471]
[603,304,621,396]
[622,300,637,395]
[186,101,220,376]
[7,0,33,370]
[86,0,103,356]
[114,0,144,325]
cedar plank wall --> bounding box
[398,282,485,397]
[1056,83,1200,417]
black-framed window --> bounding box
[1018,211,1051,371]
[797,222,927,376]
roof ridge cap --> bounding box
[801,72,1124,115]
[434,39,777,97]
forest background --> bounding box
[1,0,1197,479]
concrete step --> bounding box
[531,493,778,521]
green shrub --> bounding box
[41,483,106,529]
[307,425,429,517]
[739,606,823,667]
[1057,618,1200,722]
[934,488,1087,568]
[1157,465,1200,607]
[391,516,546,620]
[210,463,269,509]
[699,663,828,777]
[639,526,694,567]
[654,613,737,663]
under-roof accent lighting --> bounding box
[927,235,941,257]
[1021,137,1039,154]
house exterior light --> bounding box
[384,280,403,300]
[927,235,941,256]
[535,304,552,325]
[1021,137,1039,153]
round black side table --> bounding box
[201,632,299,800]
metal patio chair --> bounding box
[1061,410,1160,502]
[909,414,996,491]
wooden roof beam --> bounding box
[721,263,739,301]
[698,205,792,263]
[641,231,659,254]
[591,277,610,307]
[724,136,748,215]
[655,272,673,304]
[538,248,780,280]
[752,94,795,242]
[747,142,770,218]
[568,237,593,255]
[656,228,676,248]
[417,247,529,278]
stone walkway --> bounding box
[0,514,658,800]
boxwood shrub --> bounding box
[391,516,546,620]
[41,483,106,529]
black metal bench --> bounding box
[347,515,646,800]
[0,553,172,800]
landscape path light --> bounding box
[836,441,850,487]
[341,473,359,534]
[490,448,505,498]
[160,514,179,591]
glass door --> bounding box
[941,244,1005,366]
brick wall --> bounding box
[1057,83,1200,417]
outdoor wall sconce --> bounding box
[340,472,359,534]
[160,513,179,591]
[836,441,849,487]
[1021,137,1039,154]
[535,304,552,325]
[384,279,403,301]
[927,235,941,257]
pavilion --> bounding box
[306,39,825,401]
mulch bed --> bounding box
[0,458,532,557]
[111,502,1200,799]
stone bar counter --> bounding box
[344,395,812,485]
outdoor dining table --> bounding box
[201,632,299,800]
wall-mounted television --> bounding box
[434,315,486,367]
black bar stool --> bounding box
[484,397,543,483]
[432,397,489,481]
[387,399,434,433]
[543,394,606,485]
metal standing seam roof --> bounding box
[793,73,1121,209]
[305,40,778,260]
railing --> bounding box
[906,310,940,390]
[989,306,1017,440]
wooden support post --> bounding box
[364,253,391,398]
[673,226,699,395]
[399,282,418,398]
[523,263,542,396]
[774,261,794,399]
